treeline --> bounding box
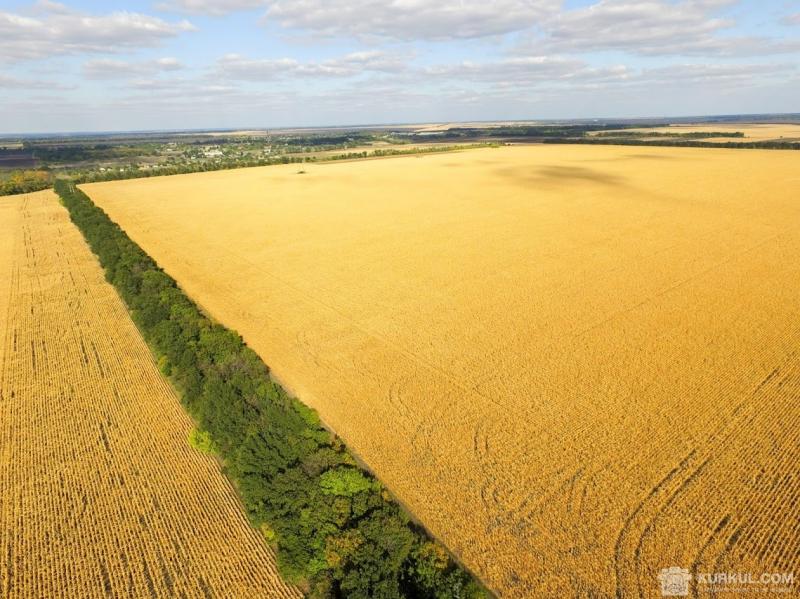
[281,133,373,146]
[543,137,800,150]
[324,144,495,161]
[25,142,155,162]
[54,179,489,599]
[0,170,52,196]
[74,154,309,184]
[592,131,745,139]
[409,124,639,141]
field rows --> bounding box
[83,145,800,597]
[0,191,299,599]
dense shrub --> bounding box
[0,170,52,195]
[55,179,489,599]
[543,137,800,150]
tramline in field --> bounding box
[0,190,300,599]
[82,144,800,597]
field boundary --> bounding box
[54,179,491,598]
[542,137,800,150]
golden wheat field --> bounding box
[82,145,800,598]
[0,190,299,599]
[592,123,800,142]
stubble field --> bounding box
[0,190,299,598]
[82,145,800,597]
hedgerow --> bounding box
[55,179,489,599]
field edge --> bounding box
[55,179,492,598]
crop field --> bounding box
[82,145,800,597]
[591,123,800,142]
[0,190,299,598]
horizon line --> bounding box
[2,111,800,139]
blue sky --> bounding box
[1,0,799,133]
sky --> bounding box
[1,0,799,133]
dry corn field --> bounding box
[82,145,800,598]
[0,190,300,599]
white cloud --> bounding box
[0,73,73,89]
[216,50,409,80]
[187,49,800,100]
[263,0,559,40]
[126,77,237,95]
[637,62,797,85]
[6,57,799,134]
[413,57,796,91]
[83,57,185,79]
[413,56,632,90]
[0,2,195,62]
[4,0,800,133]
[216,55,298,79]
[525,0,800,57]
[423,56,586,82]
[155,0,267,16]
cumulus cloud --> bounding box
[421,56,589,84]
[155,0,557,38]
[126,77,237,96]
[83,57,185,79]
[416,58,797,100]
[413,57,793,90]
[378,57,638,100]
[198,48,799,97]
[155,0,267,16]
[521,0,800,57]
[637,62,796,84]
[4,0,800,132]
[155,0,800,55]
[215,50,409,80]
[263,0,559,40]
[0,2,195,62]
[0,73,73,89]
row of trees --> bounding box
[323,144,495,162]
[54,179,489,599]
[592,131,746,139]
[411,124,640,141]
[544,137,800,150]
[0,170,52,196]
[74,154,310,184]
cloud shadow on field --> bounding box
[497,164,625,187]
[573,153,680,163]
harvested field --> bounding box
[0,190,299,599]
[82,145,800,597]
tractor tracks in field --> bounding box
[614,348,800,598]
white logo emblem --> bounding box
[659,567,691,596]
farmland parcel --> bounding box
[82,145,800,597]
[0,191,299,599]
